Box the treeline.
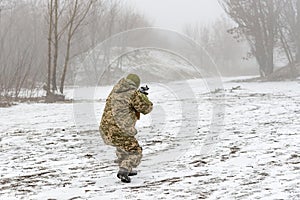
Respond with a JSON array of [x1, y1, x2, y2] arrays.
[[219, 0, 300, 78], [184, 16, 256, 76], [0, 0, 151, 101]]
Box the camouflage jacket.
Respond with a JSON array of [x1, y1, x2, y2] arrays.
[[100, 78, 153, 137]]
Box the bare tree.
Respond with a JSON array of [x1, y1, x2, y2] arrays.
[[51, 0, 59, 92], [0, 0, 153, 103], [184, 16, 252, 76], [76, 0, 152, 85], [59, 0, 93, 94], [0, 1, 45, 101], [220, 0, 280, 77], [46, 0, 53, 96], [295, 0, 300, 62], [271, 0, 300, 74]]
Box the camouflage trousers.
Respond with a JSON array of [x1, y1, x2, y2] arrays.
[[115, 145, 142, 172], [100, 128, 142, 171]]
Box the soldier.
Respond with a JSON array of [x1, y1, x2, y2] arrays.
[[99, 74, 153, 183]]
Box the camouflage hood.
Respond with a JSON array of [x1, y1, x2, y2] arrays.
[[114, 78, 138, 94]]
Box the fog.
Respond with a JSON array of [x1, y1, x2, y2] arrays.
[[0, 1, 299, 199], [2, 0, 299, 100], [127, 0, 224, 31]]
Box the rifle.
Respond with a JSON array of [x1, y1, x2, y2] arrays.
[[139, 85, 149, 95]]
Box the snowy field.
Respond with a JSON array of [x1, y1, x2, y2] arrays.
[[0, 78, 300, 200]]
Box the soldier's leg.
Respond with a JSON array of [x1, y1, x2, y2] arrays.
[[115, 136, 142, 183], [115, 148, 139, 177], [127, 146, 143, 169], [119, 137, 143, 172], [115, 147, 127, 165]]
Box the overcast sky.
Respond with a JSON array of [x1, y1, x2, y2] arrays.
[[127, 0, 224, 32]]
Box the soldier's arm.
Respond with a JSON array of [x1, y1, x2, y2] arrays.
[[131, 91, 153, 115]]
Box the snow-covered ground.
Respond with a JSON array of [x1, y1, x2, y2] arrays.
[[0, 78, 299, 200]]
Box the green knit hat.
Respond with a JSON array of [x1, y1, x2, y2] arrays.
[[126, 74, 140, 87]]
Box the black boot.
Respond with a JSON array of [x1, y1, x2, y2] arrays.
[[128, 170, 137, 176], [117, 168, 131, 183]]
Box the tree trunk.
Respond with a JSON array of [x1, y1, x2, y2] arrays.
[[59, 37, 71, 94], [253, 0, 273, 77], [279, 28, 294, 65], [52, 0, 58, 93], [60, 20, 74, 94], [296, 0, 300, 63], [265, 0, 275, 76], [47, 0, 53, 96], [253, 39, 267, 77]]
